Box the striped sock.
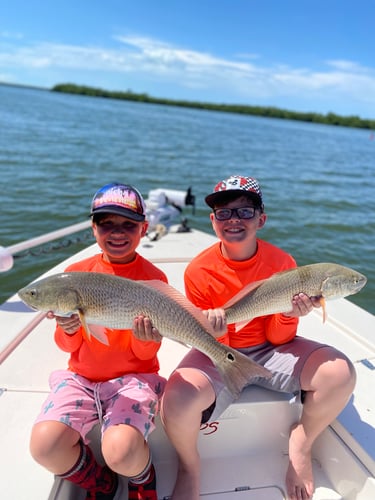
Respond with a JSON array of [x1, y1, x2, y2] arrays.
[[128, 453, 152, 485], [58, 440, 116, 494]]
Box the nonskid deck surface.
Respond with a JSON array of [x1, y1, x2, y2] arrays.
[[47, 437, 344, 499], [157, 454, 341, 500]]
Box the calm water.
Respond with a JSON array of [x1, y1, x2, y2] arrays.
[[0, 84, 374, 314]]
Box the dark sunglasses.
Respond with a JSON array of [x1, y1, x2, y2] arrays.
[[213, 206, 257, 221]]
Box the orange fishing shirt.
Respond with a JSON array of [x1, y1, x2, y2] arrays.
[[54, 253, 168, 381], [184, 239, 299, 348]]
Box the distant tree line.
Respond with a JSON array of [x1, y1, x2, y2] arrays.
[[52, 83, 375, 130]]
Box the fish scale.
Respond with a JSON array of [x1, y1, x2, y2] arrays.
[[224, 263, 367, 324], [18, 272, 271, 399], [18, 264, 366, 398]]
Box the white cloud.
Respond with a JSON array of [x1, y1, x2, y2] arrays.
[[326, 59, 371, 73], [1, 34, 375, 115], [115, 34, 253, 71]]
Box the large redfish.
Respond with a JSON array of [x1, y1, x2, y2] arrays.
[[18, 272, 271, 398], [224, 262, 367, 327]]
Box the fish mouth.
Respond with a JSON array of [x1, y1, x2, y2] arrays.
[[18, 296, 38, 311], [27, 305, 39, 311], [18, 288, 39, 310], [345, 274, 367, 296], [355, 275, 367, 292]]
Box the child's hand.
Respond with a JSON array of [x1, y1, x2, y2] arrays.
[[283, 293, 321, 318], [47, 311, 81, 335], [202, 308, 227, 337], [133, 315, 162, 343]]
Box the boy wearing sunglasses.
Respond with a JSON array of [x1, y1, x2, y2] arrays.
[[160, 175, 355, 500]]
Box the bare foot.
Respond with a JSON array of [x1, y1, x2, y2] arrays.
[[286, 425, 314, 499], [171, 464, 200, 500]]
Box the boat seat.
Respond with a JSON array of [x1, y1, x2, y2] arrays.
[[149, 384, 301, 465]]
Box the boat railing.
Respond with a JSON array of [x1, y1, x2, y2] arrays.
[[0, 220, 92, 273], [0, 308, 46, 364]]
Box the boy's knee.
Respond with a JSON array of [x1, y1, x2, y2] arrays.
[[30, 422, 78, 463], [102, 424, 141, 470]]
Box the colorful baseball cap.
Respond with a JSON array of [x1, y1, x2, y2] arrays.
[[90, 182, 146, 221], [205, 175, 263, 208]]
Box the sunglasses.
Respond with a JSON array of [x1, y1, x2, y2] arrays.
[[213, 206, 257, 221]]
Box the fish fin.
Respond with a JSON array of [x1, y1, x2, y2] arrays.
[[140, 280, 217, 336], [87, 324, 110, 346], [217, 345, 272, 399], [223, 279, 267, 309], [78, 310, 109, 345], [320, 297, 327, 323], [78, 310, 91, 342]]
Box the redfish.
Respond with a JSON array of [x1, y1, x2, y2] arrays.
[[224, 262, 367, 327], [18, 272, 271, 398]]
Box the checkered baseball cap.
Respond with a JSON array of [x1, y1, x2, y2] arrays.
[[205, 175, 263, 208]]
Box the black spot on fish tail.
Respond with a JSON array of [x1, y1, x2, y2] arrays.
[[226, 352, 235, 362], [218, 347, 271, 399]]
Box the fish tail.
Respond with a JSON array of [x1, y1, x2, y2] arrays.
[[217, 346, 271, 399]]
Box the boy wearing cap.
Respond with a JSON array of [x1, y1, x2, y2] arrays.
[[29, 183, 166, 500], [160, 176, 355, 500]]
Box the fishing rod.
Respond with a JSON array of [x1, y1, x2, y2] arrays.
[[0, 220, 92, 272]]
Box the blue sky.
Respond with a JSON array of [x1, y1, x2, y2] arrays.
[[1, 0, 375, 119]]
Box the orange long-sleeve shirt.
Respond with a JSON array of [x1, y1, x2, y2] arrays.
[[184, 239, 299, 348], [54, 253, 168, 381]]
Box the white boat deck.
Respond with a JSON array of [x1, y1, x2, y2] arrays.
[[0, 228, 374, 499]]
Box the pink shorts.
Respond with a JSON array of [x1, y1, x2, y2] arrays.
[[35, 370, 166, 442]]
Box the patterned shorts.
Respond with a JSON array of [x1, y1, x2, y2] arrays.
[[35, 370, 166, 442]]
